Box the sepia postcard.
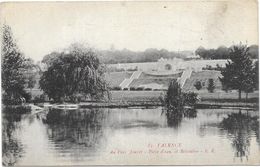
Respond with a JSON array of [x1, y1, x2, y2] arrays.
[[0, 0, 259, 166]]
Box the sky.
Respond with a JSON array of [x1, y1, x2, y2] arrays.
[[0, 0, 258, 61]]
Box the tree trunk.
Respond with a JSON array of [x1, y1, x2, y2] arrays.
[[238, 89, 241, 101]]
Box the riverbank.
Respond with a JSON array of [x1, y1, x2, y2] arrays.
[[28, 90, 259, 109]]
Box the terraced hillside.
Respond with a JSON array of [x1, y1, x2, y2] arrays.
[[104, 72, 133, 88], [182, 70, 223, 92], [138, 72, 182, 79], [129, 72, 181, 90]]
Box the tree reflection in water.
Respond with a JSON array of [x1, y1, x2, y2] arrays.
[[2, 106, 30, 166], [42, 108, 106, 157], [167, 108, 197, 127], [220, 110, 259, 162]]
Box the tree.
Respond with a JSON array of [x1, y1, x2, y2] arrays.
[[161, 80, 198, 126], [41, 51, 60, 67], [195, 46, 207, 59], [248, 45, 258, 59], [207, 79, 215, 93], [252, 61, 258, 90], [27, 76, 36, 91], [39, 44, 109, 102], [220, 44, 255, 100], [194, 81, 202, 91], [1, 25, 30, 104], [214, 46, 229, 59]]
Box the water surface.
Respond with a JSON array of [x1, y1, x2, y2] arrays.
[[2, 107, 260, 165]]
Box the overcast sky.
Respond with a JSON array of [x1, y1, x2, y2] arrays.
[[0, 0, 258, 61]]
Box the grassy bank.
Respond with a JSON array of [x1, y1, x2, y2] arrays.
[[29, 90, 258, 109], [110, 90, 258, 101], [109, 90, 258, 109]]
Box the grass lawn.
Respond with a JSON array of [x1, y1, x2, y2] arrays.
[[110, 90, 163, 102], [110, 90, 259, 103]]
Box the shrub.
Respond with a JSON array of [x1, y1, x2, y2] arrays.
[[153, 89, 161, 91], [123, 88, 128, 91], [136, 87, 144, 91], [130, 87, 136, 91], [112, 86, 121, 91], [194, 81, 202, 90], [207, 79, 215, 93], [33, 94, 46, 103], [144, 88, 152, 91], [162, 80, 198, 126], [182, 92, 199, 107]]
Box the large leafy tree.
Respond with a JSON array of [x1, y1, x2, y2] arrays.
[[1, 25, 30, 104], [39, 44, 109, 102], [220, 44, 255, 100]]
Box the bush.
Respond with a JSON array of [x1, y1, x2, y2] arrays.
[[153, 89, 162, 91], [136, 87, 144, 91], [194, 81, 202, 90], [123, 88, 128, 91], [162, 81, 198, 126], [130, 87, 136, 91], [182, 92, 199, 107], [144, 88, 152, 91], [33, 94, 46, 103], [2, 92, 31, 105], [207, 78, 215, 93], [112, 86, 121, 91]]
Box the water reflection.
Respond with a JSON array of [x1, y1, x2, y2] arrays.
[[166, 108, 197, 127], [2, 107, 260, 165], [220, 110, 259, 162], [2, 106, 30, 166], [41, 108, 106, 158]]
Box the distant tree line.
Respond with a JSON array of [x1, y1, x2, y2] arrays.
[[98, 48, 194, 64], [195, 45, 258, 60], [43, 45, 258, 65]]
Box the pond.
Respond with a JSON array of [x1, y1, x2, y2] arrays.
[[2, 106, 260, 166]]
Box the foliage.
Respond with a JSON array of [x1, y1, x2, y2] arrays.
[[207, 79, 215, 93], [136, 87, 145, 91], [41, 51, 60, 67], [219, 44, 256, 100], [182, 92, 199, 107], [111, 86, 121, 91], [202, 64, 223, 71], [39, 43, 109, 102], [99, 48, 193, 64], [195, 46, 229, 59], [194, 81, 202, 90], [130, 87, 136, 91], [27, 75, 36, 89], [252, 61, 258, 90], [195, 45, 258, 60], [162, 81, 198, 126], [33, 94, 46, 104], [1, 25, 31, 104], [144, 88, 152, 91]]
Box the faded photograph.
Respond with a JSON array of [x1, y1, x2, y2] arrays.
[[1, 0, 259, 166]]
